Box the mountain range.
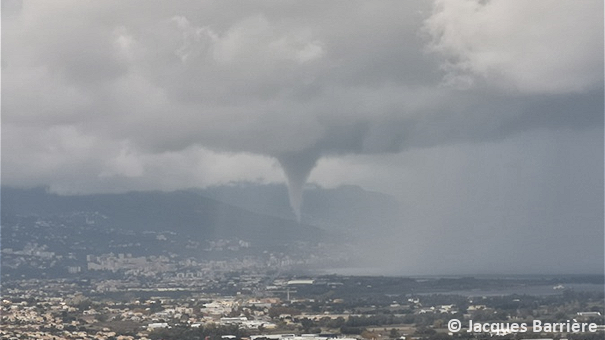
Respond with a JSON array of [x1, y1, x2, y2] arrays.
[[1, 184, 401, 246]]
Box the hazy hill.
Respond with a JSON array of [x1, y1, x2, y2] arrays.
[[2, 183, 401, 245], [1, 187, 324, 246]]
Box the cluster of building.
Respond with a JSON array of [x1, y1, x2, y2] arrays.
[[2, 271, 604, 340], [86, 254, 174, 275], [2, 288, 334, 340], [1, 297, 146, 339]]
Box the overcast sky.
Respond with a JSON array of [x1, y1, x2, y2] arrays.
[[2, 0, 603, 274]]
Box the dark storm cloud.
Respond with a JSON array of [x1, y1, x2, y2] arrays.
[[4, 1, 601, 156]]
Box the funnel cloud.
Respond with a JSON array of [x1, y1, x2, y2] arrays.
[[277, 149, 320, 221]]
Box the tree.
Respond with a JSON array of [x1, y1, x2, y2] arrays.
[[361, 330, 379, 339], [300, 318, 316, 332], [268, 306, 301, 318], [415, 326, 436, 336]]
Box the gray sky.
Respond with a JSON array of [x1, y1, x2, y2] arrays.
[[2, 0, 603, 274]]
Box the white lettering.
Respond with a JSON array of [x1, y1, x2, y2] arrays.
[[533, 320, 542, 332]]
